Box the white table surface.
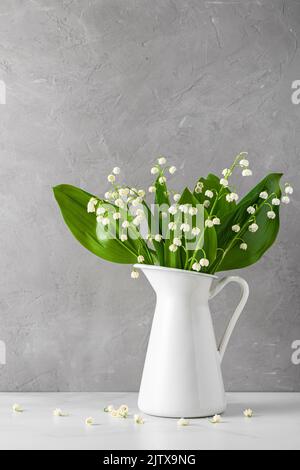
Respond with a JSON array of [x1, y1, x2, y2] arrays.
[[0, 393, 299, 450]]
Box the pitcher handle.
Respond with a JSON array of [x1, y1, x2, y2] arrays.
[[210, 276, 249, 362]]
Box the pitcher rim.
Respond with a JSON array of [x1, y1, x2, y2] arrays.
[[134, 264, 218, 280]]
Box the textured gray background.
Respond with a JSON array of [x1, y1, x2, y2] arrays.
[[0, 0, 299, 392]]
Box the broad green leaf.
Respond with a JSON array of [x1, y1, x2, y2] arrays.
[[212, 173, 283, 272], [53, 184, 146, 265]]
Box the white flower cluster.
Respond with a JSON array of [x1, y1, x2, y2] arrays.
[[104, 404, 129, 419]]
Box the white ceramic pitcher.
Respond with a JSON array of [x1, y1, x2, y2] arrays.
[[135, 265, 249, 418]]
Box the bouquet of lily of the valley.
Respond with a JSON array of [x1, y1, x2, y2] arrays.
[[53, 153, 293, 279]]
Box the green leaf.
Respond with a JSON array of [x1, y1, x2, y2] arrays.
[[53, 184, 142, 265], [212, 173, 283, 272]]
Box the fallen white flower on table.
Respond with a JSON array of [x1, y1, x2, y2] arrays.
[[104, 405, 114, 413], [85, 417, 94, 426], [210, 415, 222, 424], [53, 408, 68, 417], [177, 418, 189, 427], [134, 414, 145, 425], [12, 404, 23, 413], [244, 409, 254, 418]]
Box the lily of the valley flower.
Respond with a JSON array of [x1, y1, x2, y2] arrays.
[[203, 200, 211, 208], [247, 206, 256, 215], [205, 190, 214, 199], [169, 166, 177, 175], [192, 227, 201, 236], [173, 238, 182, 247], [113, 212, 121, 220], [192, 263, 201, 272], [244, 409, 254, 418], [151, 167, 159, 175], [242, 169, 253, 177], [177, 418, 189, 426], [12, 404, 23, 413], [149, 186, 156, 193], [168, 222, 177, 231], [85, 417, 95, 426], [96, 207, 106, 216], [272, 198, 281, 206], [113, 167, 121, 175], [137, 256, 145, 263], [213, 217, 221, 226], [232, 225, 241, 233], [200, 258, 210, 268], [285, 185, 293, 195], [104, 405, 114, 413], [282, 196, 290, 204], [189, 207, 198, 216], [169, 205, 178, 215], [134, 415, 145, 425], [226, 193, 239, 203], [122, 221, 130, 229], [131, 270, 140, 280], [115, 198, 125, 209], [169, 244, 178, 253], [249, 223, 259, 233], [267, 211, 276, 220], [240, 159, 249, 168], [108, 174, 116, 184], [53, 408, 68, 417], [210, 415, 222, 424], [158, 157, 167, 165], [205, 219, 214, 228], [240, 243, 248, 251], [179, 204, 189, 214], [87, 197, 98, 213], [195, 182, 204, 194], [120, 234, 128, 242], [180, 223, 191, 233], [220, 178, 229, 187], [173, 194, 181, 202], [259, 191, 269, 200], [159, 176, 167, 186], [154, 234, 163, 242]]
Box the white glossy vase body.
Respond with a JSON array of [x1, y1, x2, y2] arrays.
[[136, 265, 249, 418]]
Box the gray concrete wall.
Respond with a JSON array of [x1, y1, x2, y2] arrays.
[[0, 0, 299, 391]]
